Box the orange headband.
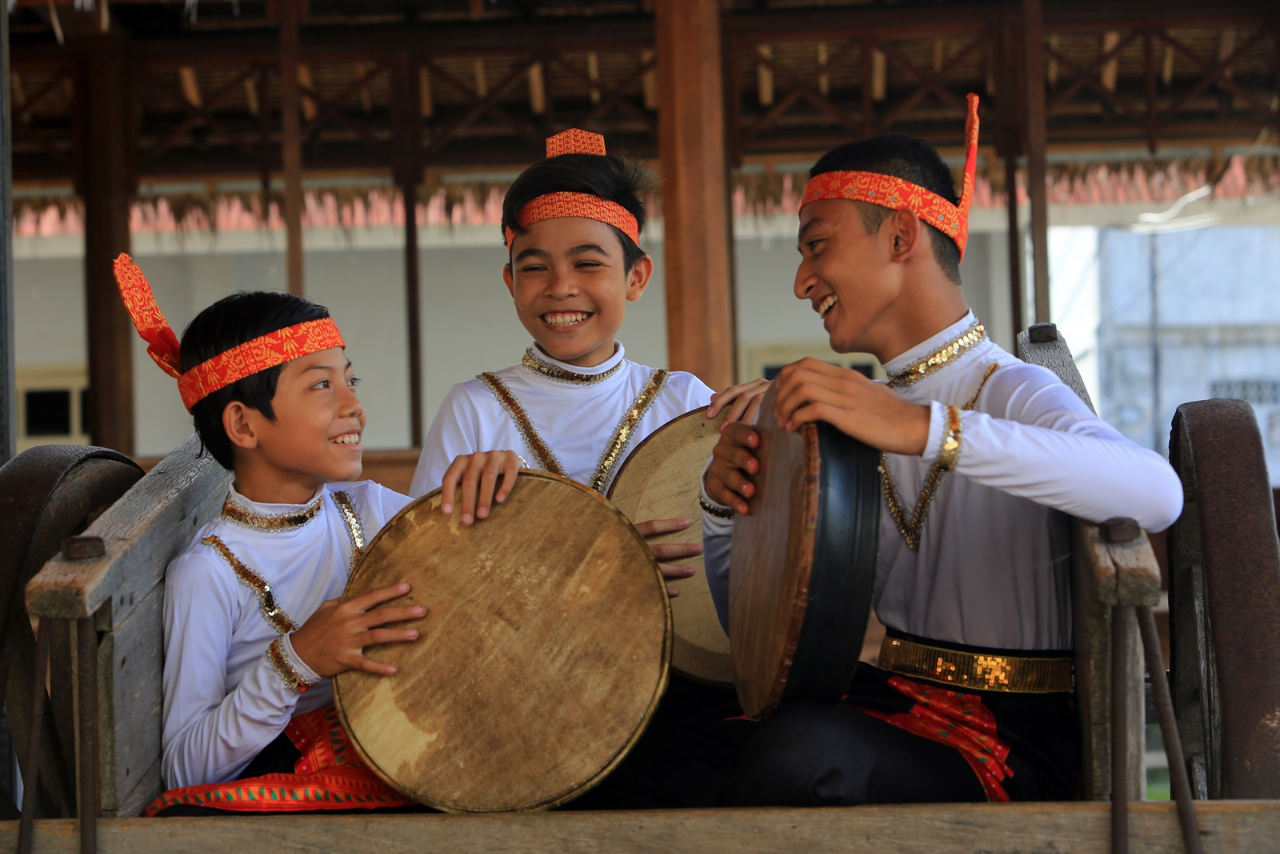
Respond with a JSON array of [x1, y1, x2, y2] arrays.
[[800, 93, 980, 261], [504, 129, 640, 247], [113, 254, 345, 413]]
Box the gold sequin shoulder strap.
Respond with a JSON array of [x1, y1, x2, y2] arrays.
[[329, 491, 366, 573], [588, 368, 668, 493], [202, 535, 299, 634], [477, 372, 568, 478]]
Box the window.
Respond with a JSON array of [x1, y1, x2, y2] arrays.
[[16, 366, 90, 452], [1210, 380, 1280, 406]]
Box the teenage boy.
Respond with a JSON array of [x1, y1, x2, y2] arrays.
[[700, 96, 1184, 805], [408, 131, 762, 808], [113, 256, 425, 816]]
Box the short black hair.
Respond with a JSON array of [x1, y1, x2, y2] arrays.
[[180, 291, 332, 471], [502, 152, 655, 272], [809, 133, 963, 285]]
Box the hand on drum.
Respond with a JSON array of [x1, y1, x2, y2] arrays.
[[439, 450, 522, 525], [633, 517, 702, 597], [772, 359, 930, 456], [706, 377, 770, 425], [290, 582, 425, 678]]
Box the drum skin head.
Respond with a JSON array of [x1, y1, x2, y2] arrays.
[[729, 382, 880, 719], [334, 470, 671, 812], [608, 405, 732, 685]]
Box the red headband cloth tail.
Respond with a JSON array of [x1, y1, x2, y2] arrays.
[[504, 128, 640, 247], [799, 93, 981, 262], [113, 253, 345, 413]]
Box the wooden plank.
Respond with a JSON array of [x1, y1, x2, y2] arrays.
[[1021, 0, 1052, 325], [4, 802, 1280, 852], [655, 0, 736, 392], [26, 435, 229, 621], [279, 0, 305, 296]]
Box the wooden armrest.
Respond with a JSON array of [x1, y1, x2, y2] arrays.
[[26, 435, 230, 622], [1074, 519, 1161, 608]]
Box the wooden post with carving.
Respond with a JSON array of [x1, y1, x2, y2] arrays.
[[655, 0, 736, 391]]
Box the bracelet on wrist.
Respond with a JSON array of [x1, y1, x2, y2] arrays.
[[699, 495, 735, 520], [936, 405, 963, 472]]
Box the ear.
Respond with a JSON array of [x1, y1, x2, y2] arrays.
[[222, 401, 262, 452], [625, 254, 654, 302], [502, 261, 516, 298], [886, 208, 924, 263]]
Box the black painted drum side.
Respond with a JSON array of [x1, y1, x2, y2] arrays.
[[783, 422, 881, 704]]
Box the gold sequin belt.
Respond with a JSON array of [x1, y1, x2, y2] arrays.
[[879, 635, 1074, 694]]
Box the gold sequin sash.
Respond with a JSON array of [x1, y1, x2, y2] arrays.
[[879, 635, 1074, 694], [478, 368, 669, 493]]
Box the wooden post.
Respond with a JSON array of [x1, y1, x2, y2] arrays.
[[1000, 23, 1026, 334], [0, 8, 16, 464], [76, 46, 136, 455], [1022, 0, 1051, 324], [392, 53, 425, 448], [655, 0, 736, 391], [278, 0, 305, 295]]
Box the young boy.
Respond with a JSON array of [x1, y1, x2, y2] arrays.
[[701, 96, 1184, 805], [407, 131, 762, 807], [113, 255, 425, 816]]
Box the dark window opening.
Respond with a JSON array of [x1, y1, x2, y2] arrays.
[[25, 389, 72, 437]]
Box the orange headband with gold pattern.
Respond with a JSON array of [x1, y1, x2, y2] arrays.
[[504, 129, 640, 247], [800, 93, 980, 261], [113, 254, 345, 412]]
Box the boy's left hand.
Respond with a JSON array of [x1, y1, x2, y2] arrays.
[[633, 517, 702, 598], [772, 358, 931, 456], [706, 377, 770, 424]]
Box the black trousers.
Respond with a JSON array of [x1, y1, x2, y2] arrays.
[[724, 663, 1080, 808]]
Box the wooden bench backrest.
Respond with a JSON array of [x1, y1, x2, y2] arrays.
[[1016, 324, 1158, 802], [26, 434, 230, 817]]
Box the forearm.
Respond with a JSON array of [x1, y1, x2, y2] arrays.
[[699, 468, 735, 634]]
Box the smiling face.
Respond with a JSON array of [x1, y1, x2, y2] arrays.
[[226, 347, 366, 504], [503, 217, 652, 368]]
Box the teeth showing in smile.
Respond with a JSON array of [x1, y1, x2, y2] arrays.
[[543, 312, 591, 327], [818, 295, 838, 318], [332, 434, 361, 445]]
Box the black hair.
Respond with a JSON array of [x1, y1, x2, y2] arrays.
[[180, 291, 331, 471], [502, 152, 655, 272], [809, 132, 963, 285]]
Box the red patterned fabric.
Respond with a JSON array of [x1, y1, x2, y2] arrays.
[[546, 128, 607, 157], [504, 128, 640, 248], [859, 675, 1014, 802], [800, 93, 981, 261], [113, 253, 346, 412], [144, 707, 411, 816]]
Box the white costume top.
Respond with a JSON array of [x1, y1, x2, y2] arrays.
[[702, 312, 1184, 651], [410, 342, 714, 497], [162, 481, 413, 789]]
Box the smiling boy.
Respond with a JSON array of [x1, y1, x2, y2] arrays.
[[113, 256, 425, 816], [700, 97, 1184, 805]]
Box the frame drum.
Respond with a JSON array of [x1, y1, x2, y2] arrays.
[[607, 405, 732, 685], [729, 382, 881, 720], [334, 470, 672, 812]]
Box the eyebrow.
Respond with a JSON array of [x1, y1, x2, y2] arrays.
[[567, 243, 610, 257], [514, 243, 610, 262], [301, 358, 352, 374], [797, 218, 826, 243], [513, 247, 550, 263]]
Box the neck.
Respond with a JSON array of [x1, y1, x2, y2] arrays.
[[873, 279, 970, 364], [232, 464, 324, 506]]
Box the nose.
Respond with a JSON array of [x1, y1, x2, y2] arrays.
[[794, 261, 817, 301], [545, 268, 579, 299], [339, 381, 363, 419]]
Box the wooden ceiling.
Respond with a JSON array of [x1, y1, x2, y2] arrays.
[[7, 0, 1280, 186]]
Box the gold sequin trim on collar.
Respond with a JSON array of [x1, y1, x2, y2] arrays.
[[478, 372, 569, 478], [330, 491, 366, 573], [882, 362, 1000, 550], [203, 535, 299, 634], [267, 637, 315, 695], [221, 493, 324, 532], [887, 320, 986, 389], [522, 347, 625, 385], [478, 368, 668, 494]]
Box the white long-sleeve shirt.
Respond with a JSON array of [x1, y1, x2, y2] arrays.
[[410, 342, 714, 497], [161, 481, 412, 788], [702, 312, 1184, 651]]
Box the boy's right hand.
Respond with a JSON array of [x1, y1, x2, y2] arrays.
[[704, 423, 761, 516], [290, 582, 425, 678], [439, 450, 522, 525]]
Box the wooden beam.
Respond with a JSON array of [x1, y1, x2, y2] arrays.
[[1101, 31, 1121, 91], [0, 8, 15, 464], [528, 60, 545, 115], [179, 66, 201, 108], [1022, 0, 1051, 325], [756, 45, 774, 106], [587, 52, 601, 104], [279, 0, 305, 296], [656, 0, 735, 391], [999, 24, 1025, 336], [392, 53, 424, 448], [76, 46, 136, 454]]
